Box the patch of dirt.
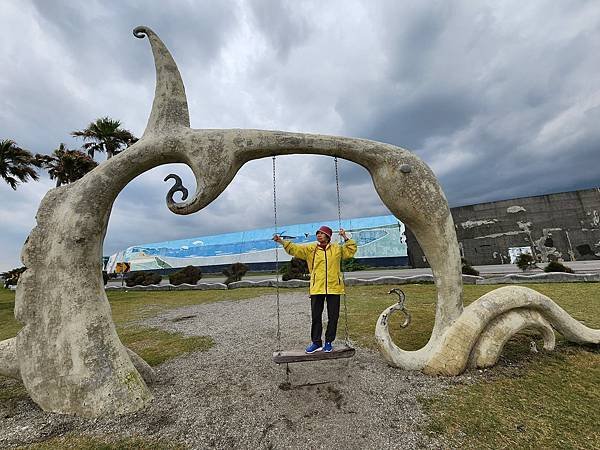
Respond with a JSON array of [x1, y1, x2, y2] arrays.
[[171, 314, 198, 322]]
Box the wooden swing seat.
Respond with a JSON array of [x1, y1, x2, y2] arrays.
[[273, 345, 355, 364]]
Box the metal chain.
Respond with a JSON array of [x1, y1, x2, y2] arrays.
[[335, 157, 342, 230], [334, 157, 350, 346], [272, 156, 282, 352]]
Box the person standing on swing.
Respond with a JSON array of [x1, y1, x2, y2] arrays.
[[273, 225, 357, 353]]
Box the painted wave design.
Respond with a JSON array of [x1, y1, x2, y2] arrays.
[[127, 229, 389, 259]]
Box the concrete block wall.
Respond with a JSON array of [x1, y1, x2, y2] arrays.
[[406, 188, 600, 267]]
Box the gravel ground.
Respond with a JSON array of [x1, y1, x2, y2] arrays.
[[0, 292, 450, 449]]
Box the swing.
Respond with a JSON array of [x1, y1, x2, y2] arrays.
[[271, 156, 356, 364]]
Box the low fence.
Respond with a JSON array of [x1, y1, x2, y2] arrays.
[[105, 272, 599, 292]]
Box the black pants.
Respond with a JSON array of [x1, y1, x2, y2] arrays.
[[310, 294, 340, 346]]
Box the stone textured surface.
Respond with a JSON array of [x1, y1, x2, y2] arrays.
[[0, 336, 155, 387], [0, 25, 460, 416], [421, 286, 600, 375], [0, 27, 462, 416], [477, 272, 600, 284], [406, 188, 600, 267], [2, 25, 598, 418], [468, 309, 555, 368], [0, 337, 19, 379]]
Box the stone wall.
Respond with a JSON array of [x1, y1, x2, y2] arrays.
[[406, 188, 600, 267]]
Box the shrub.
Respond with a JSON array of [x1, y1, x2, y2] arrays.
[[281, 257, 309, 281], [223, 262, 248, 285], [461, 258, 480, 276], [544, 261, 574, 273], [341, 257, 367, 272], [515, 253, 537, 271], [1, 266, 26, 288], [169, 265, 202, 285], [125, 271, 162, 287]]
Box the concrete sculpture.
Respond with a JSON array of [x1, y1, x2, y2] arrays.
[[0, 26, 598, 417]]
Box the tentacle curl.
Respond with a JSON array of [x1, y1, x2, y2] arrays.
[[134, 25, 190, 136], [377, 285, 598, 375], [386, 288, 411, 328], [468, 309, 555, 368], [164, 173, 189, 208], [423, 286, 600, 375]]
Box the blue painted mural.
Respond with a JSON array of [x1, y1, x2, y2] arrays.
[[106, 215, 406, 272]]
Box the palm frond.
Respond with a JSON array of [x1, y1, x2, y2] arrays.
[[71, 117, 138, 160], [0, 139, 40, 189]]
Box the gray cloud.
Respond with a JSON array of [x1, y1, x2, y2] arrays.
[[1, 0, 600, 271], [248, 0, 311, 61]]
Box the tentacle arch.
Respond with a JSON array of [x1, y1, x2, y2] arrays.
[[0, 26, 597, 417]]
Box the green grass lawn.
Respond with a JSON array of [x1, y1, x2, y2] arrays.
[[1, 283, 599, 448], [0, 288, 22, 342], [0, 287, 276, 419], [1, 287, 275, 364], [342, 283, 600, 450]]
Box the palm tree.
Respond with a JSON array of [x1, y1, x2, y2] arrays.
[[0, 139, 40, 190], [36, 144, 98, 187], [71, 117, 137, 159]]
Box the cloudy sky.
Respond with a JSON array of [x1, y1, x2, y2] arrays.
[[1, 0, 600, 271]]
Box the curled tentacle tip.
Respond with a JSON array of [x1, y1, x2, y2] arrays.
[[164, 173, 189, 204], [388, 288, 405, 303], [133, 26, 150, 39]]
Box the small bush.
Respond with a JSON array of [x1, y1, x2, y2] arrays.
[[125, 272, 162, 287], [461, 258, 480, 276], [281, 257, 309, 281], [341, 257, 367, 272], [169, 265, 202, 285], [516, 253, 537, 271], [544, 261, 574, 273], [223, 262, 248, 285], [1, 266, 26, 288]]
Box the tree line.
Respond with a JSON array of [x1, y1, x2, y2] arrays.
[[1, 117, 137, 189]]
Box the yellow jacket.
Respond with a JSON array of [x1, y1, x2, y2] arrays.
[[282, 239, 357, 295]]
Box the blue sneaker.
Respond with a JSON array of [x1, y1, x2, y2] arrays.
[[305, 342, 322, 354], [323, 342, 333, 352]]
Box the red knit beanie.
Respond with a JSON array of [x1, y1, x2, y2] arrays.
[[316, 225, 333, 239]]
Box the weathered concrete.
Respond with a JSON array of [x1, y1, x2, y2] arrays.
[[346, 275, 433, 286], [0, 26, 461, 416], [345, 274, 482, 286], [407, 188, 600, 267], [421, 286, 600, 375], [228, 279, 312, 289], [468, 309, 555, 368], [105, 282, 229, 291], [2, 26, 598, 417], [0, 337, 19, 379], [478, 272, 600, 284], [0, 337, 155, 385]]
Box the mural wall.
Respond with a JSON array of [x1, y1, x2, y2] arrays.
[[106, 215, 407, 272]]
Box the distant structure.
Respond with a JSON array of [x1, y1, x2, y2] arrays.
[[106, 215, 407, 273], [406, 188, 600, 267]]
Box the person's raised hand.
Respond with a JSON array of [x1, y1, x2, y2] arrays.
[[339, 228, 347, 240], [272, 234, 283, 244]]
